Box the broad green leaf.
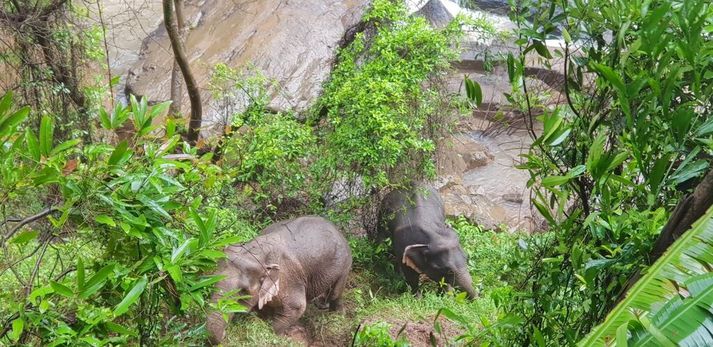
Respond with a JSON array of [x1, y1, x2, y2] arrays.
[[29, 285, 54, 304], [165, 264, 183, 283], [616, 322, 629, 347], [533, 327, 546, 347], [39, 115, 54, 156], [639, 315, 676, 347], [670, 160, 708, 186], [578, 207, 713, 346], [80, 264, 115, 298], [507, 53, 515, 82], [99, 108, 112, 129], [0, 106, 30, 138], [591, 63, 626, 97], [648, 154, 671, 195], [114, 276, 148, 316], [562, 28, 572, 44], [10, 230, 39, 244], [50, 281, 74, 297], [696, 116, 713, 136], [25, 129, 40, 161], [32, 167, 60, 185], [10, 318, 24, 342], [108, 140, 129, 166], [587, 133, 606, 179], [436, 307, 468, 325], [464, 77, 483, 107], [0, 91, 13, 116], [95, 215, 116, 227], [190, 208, 207, 235], [171, 238, 197, 264], [189, 275, 226, 292], [532, 40, 553, 59], [77, 257, 85, 290], [533, 199, 555, 225], [542, 175, 570, 187], [50, 139, 81, 156], [105, 322, 136, 336], [137, 195, 171, 220]]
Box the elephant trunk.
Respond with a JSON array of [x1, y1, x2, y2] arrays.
[[454, 270, 477, 300], [206, 310, 229, 345]]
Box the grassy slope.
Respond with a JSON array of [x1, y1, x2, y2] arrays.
[[223, 218, 527, 346]]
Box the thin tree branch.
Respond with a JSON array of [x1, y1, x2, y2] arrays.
[[1, 207, 57, 245], [163, 0, 202, 145]]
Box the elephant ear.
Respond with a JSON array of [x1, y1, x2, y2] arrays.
[[258, 264, 280, 309], [402, 244, 428, 274]]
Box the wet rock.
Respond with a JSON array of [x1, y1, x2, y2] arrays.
[[126, 0, 370, 133], [502, 192, 524, 204], [437, 134, 494, 176], [435, 128, 542, 232]]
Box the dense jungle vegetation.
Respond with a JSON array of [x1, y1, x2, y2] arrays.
[[1, 0, 712, 346]]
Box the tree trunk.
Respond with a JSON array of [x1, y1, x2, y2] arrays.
[[163, 0, 202, 145], [168, 0, 186, 117], [649, 168, 713, 261], [616, 168, 713, 304]]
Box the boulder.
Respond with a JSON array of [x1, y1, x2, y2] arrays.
[[125, 0, 370, 133], [437, 134, 494, 176]]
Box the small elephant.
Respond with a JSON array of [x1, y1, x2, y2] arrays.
[[378, 183, 476, 299], [206, 216, 352, 345]]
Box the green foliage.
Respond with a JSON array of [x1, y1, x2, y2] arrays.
[[314, 0, 465, 191], [449, 217, 530, 290], [579, 207, 713, 346], [0, 92, 239, 345], [208, 63, 276, 128], [492, 0, 713, 345], [353, 321, 409, 347], [220, 111, 315, 207]]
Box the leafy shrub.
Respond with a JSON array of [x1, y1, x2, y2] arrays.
[[0, 94, 237, 345], [492, 0, 713, 344], [222, 112, 316, 205], [313, 0, 465, 193], [449, 217, 530, 291], [353, 321, 408, 347]]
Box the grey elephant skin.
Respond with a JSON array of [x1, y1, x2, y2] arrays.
[[378, 184, 476, 299], [206, 216, 352, 345]]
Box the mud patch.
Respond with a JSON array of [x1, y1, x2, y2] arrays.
[[360, 316, 464, 347]]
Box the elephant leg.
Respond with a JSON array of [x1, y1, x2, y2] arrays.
[[401, 266, 422, 298], [328, 273, 349, 311], [272, 287, 307, 335]]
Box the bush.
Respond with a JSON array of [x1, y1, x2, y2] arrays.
[[313, 0, 465, 193], [492, 0, 713, 344], [353, 321, 408, 347], [0, 94, 238, 345]]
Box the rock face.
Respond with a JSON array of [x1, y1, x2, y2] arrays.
[[125, 0, 370, 132]]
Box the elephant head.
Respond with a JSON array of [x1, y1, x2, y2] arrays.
[[206, 246, 281, 344], [401, 233, 476, 299]]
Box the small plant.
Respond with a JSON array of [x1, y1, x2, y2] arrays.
[[352, 321, 409, 347]]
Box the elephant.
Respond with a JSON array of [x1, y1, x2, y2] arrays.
[[206, 216, 352, 345], [377, 183, 476, 299]]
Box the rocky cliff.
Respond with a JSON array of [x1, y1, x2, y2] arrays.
[[125, 0, 370, 133]]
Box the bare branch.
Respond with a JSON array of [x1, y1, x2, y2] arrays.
[[1, 207, 57, 245]]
